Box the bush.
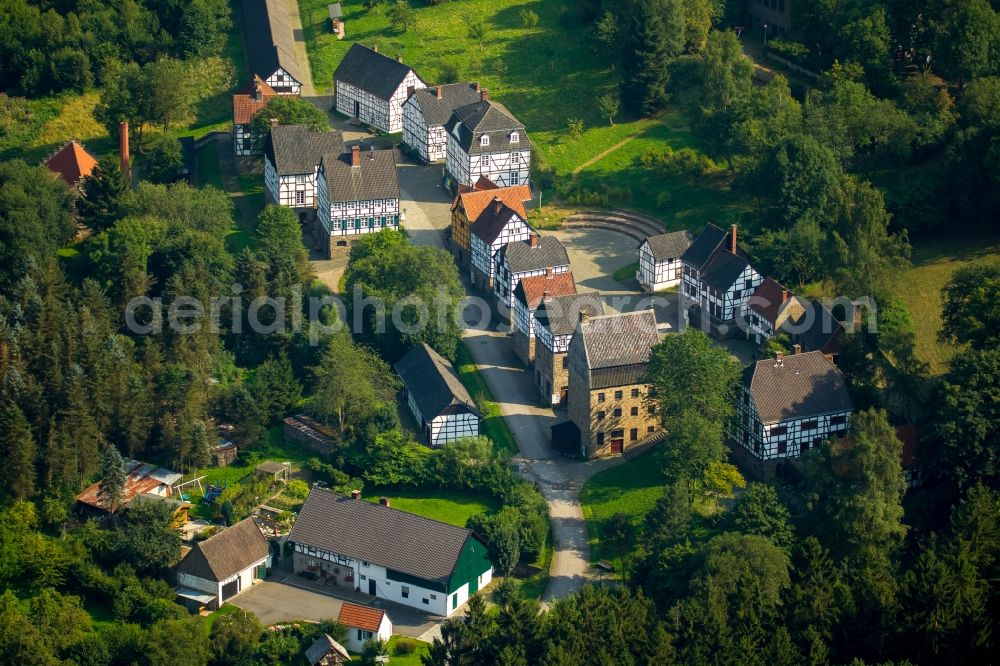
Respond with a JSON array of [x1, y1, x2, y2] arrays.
[[393, 639, 417, 656], [637, 147, 717, 180], [655, 191, 673, 210], [767, 39, 809, 65], [284, 479, 310, 500]]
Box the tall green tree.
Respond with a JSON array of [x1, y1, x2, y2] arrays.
[[618, 0, 683, 116], [939, 263, 1000, 349], [77, 158, 130, 233], [0, 400, 35, 500], [248, 96, 330, 158], [932, 0, 1000, 84], [729, 483, 794, 553], [97, 444, 127, 515]]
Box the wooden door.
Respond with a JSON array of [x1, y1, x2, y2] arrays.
[[368, 579, 376, 595], [610, 438, 624, 454]]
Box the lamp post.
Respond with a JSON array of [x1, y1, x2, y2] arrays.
[[763, 22, 768, 51]]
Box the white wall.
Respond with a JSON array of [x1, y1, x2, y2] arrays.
[[429, 412, 480, 447], [342, 613, 393, 653]]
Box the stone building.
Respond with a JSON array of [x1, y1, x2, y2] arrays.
[[533, 293, 605, 406]]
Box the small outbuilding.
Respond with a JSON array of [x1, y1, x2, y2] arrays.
[[394, 343, 481, 446], [306, 633, 351, 665], [327, 3, 345, 39], [283, 414, 336, 454], [338, 602, 393, 653], [636, 230, 694, 292], [255, 461, 291, 483], [174, 517, 271, 611], [211, 441, 239, 467]]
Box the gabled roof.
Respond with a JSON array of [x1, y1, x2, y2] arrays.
[[453, 184, 531, 222], [338, 602, 387, 633], [513, 271, 577, 310], [289, 489, 482, 585], [232, 75, 277, 124], [75, 459, 182, 511], [445, 100, 530, 155], [536, 293, 605, 337], [499, 236, 570, 274], [305, 634, 350, 665], [748, 278, 806, 326], [577, 310, 659, 370], [333, 43, 422, 100], [394, 343, 479, 420], [743, 350, 853, 423], [700, 247, 751, 291], [406, 83, 484, 126], [175, 518, 270, 582], [642, 230, 694, 262], [792, 299, 845, 354], [265, 125, 344, 175], [320, 148, 399, 203], [44, 140, 98, 186], [470, 199, 525, 245], [681, 223, 749, 270], [242, 0, 302, 83]]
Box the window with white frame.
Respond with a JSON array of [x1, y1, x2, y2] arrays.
[[480, 135, 490, 147], [480, 155, 489, 169], [295, 191, 305, 205], [510, 131, 519, 143]]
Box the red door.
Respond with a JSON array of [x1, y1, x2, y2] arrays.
[[610, 438, 624, 454]]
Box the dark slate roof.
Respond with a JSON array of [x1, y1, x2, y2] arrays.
[[499, 236, 570, 274], [175, 518, 269, 583], [242, 0, 302, 82], [643, 230, 694, 262], [394, 343, 479, 420], [305, 635, 349, 666], [792, 299, 845, 352], [333, 43, 422, 100], [743, 351, 854, 423], [265, 125, 344, 175], [592, 364, 649, 390], [289, 489, 480, 585], [700, 249, 750, 291], [536, 293, 606, 337], [579, 310, 659, 370], [444, 100, 530, 155], [680, 223, 728, 270], [470, 200, 524, 245], [321, 148, 399, 202], [406, 83, 484, 126]]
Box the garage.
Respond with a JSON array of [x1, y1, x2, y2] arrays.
[[221, 579, 240, 602]]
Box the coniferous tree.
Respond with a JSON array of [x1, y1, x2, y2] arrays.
[[0, 399, 36, 500], [97, 444, 127, 515], [618, 0, 682, 116], [77, 159, 129, 233]]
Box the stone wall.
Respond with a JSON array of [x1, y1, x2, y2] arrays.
[[513, 329, 534, 367]]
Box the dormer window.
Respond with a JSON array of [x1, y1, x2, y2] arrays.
[[480, 135, 490, 147], [510, 132, 519, 143]]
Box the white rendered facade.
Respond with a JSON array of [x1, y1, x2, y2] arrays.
[[341, 612, 392, 653], [176, 554, 270, 610], [446, 134, 531, 189], [637, 241, 683, 291]]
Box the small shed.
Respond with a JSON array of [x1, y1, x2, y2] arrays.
[[211, 441, 239, 467], [328, 3, 345, 39], [283, 415, 336, 455], [255, 461, 290, 483], [306, 633, 350, 666]]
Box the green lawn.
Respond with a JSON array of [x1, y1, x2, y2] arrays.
[[897, 236, 1000, 375], [363, 487, 499, 527], [384, 636, 431, 665], [613, 261, 639, 284], [455, 341, 518, 456]]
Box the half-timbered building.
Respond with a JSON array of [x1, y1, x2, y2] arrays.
[[289, 489, 493, 617], [566, 310, 662, 458], [511, 270, 577, 366], [731, 349, 853, 479], [533, 293, 604, 405], [680, 223, 762, 334], [333, 44, 426, 133], [744, 277, 807, 345], [468, 199, 531, 292], [232, 76, 278, 156], [403, 83, 483, 163], [494, 235, 571, 315], [450, 179, 530, 266], [316, 145, 400, 256], [789, 299, 847, 362], [636, 230, 694, 291], [264, 125, 343, 215], [242, 0, 304, 94], [395, 343, 481, 446], [444, 96, 531, 190]]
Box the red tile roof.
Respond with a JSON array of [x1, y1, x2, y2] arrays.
[[514, 271, 577, 309], [44, 140, 98, 186], [232, 75, 278, 124], [75, 459, 182, 511], [337, 602, 385, 632], [452, 183, 531, 222]]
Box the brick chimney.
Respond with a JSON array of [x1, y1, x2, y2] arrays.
[[474, 81, 480, 92], [493, 197, 503, 214], [529, 234, 538, 248], [379, 497, 391, 507], [793, 343, 802, 355], [730, 224, 737, 254], [118, 121, 129, 177], [253, 78, 263, 101], [579, 309, 590, 323], [774, 350, 784, 362], [436, 86, 443, 99], [480, 89, 490, 102], [545, 267, 553, 278], [351, 144, 361, 167], [270, 117, 279, 128], [351, 489, 361, 500], [781, 289, 789, 304], [542, 290, 551, 301]]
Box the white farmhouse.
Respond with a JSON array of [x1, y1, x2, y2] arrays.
[[636, 230, 693, 291], [333, 43, 426, 133], [264, 125, 343, 216], [174, 518, 271, 611], [680, 223, 762, 333], [402, 83, 483, 163], [315, 144, 400, 256], [232, 76, 278, 157], [394, 342, 481, 447], [494, 235, 571, 315], [337, 603, 393, 653], [468, 198, 532, 292], [731, 349, 854, 479], [444, 95, 531, 190], [289, 489, 494, 617], [242, 0, 304, 94]]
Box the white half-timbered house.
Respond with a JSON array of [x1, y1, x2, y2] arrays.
[[289, 489, 493, 617], [533, 294, 605, 405], [333, 43, 426, 133], [444, 95, 531, 190], [232, 76, 278, 156], [264, 125, 343, 215], [316, 145, 400, 256], [511, 270, 577, 366], [731, 350, 853, 477], [494, 235, 571, 315], [395, 343, 481, 446], [242, 0, 304, 94], [680, 223, 762, 330], [637, 230, 693, 292], [174, 518, 271, 611], [744, 277, 808, 344], [468, 199, 531, 292], [402, 83, 483, 163]]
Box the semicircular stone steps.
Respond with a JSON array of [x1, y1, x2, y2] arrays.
[[562, 208, 666, 240]]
